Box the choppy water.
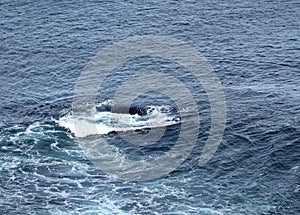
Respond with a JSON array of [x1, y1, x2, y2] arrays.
[[1, 0, 300, 214]]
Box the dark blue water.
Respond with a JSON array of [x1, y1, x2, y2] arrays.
[[1, 0, 299, 214]]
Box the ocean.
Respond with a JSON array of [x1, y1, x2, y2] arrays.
[[0, 0, 299, 214]]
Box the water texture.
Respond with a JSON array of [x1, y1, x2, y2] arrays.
[[0, 0, 299, 214]]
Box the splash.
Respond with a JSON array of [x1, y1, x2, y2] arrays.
[[58, 101, 180, 137]]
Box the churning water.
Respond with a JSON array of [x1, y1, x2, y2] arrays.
[[1, 0, 299, 214]]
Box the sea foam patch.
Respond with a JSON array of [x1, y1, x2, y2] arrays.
[[58, 101, 179, 138]]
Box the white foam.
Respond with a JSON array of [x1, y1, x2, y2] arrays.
[[58, 104, 179, 138]]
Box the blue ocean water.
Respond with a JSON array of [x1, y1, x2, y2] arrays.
[[1, 0, 300, 214]]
